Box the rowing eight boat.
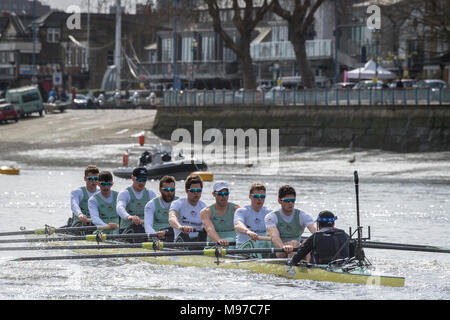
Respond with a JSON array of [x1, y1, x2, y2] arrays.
[[58, 240, 405, 287]]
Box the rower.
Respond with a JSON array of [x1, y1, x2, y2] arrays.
[[265, 185, 316, 258], [288, 210, 355, 266], [88, 171, 120, 234], [116, 167, 157, 235], [169, 175, 207, 242], [233, 182, 272, 253], [69, 165, 99, 233], [144, 175, 179, 241], [200, 181, 240, 247]]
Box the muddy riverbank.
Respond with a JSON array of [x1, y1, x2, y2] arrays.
[[0, 109, 157, 167]]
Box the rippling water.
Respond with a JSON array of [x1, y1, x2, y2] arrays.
[[0, 146, 449, 300]]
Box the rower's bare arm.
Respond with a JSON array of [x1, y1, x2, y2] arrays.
[[234, 221, 248, 235], [235, 221, 259, 240], [169, 210, 181, 229], [307, 223, 317, 234], [200, 208, 220, 242], [267, 226, 284, 248]]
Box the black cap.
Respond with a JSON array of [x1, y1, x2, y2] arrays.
[[132, 167, 148, 179]]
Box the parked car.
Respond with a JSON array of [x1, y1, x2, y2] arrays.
[[73, 94, 88, 108], [5, 86, 44, 118], [128, 91, 141, 104], [145, 92, 156, 104], [388, 79, 416, 89], [415, 79, 449, 91], [352, 80, 386, 90], [73, 94, 96, 108], [0, 103, 19, 124], [264, 85, 286, 101], [334, 82, 356, 89]]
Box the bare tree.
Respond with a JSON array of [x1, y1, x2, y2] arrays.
[[205, 0, 274, 89], [272, 0, 326, 88], [409, 0, 450, 50]]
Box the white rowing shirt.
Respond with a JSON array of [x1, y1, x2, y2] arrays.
[[234, 205, 272, 244], [70, 187, 98, 217], [88, 192, 115, 226], [264, 209, 314, 229], [144, 197, 172, 234], [116, 187, 157, 220], [170, 198, 207, 239]]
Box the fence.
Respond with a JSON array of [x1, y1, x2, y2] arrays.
[[162, 88, 450, 106]]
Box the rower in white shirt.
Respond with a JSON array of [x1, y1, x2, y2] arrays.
[[68, 165, 99, 233], [234, 182, 272, 248], [88, 171, 119, 234], [144, 175, 178, 241], [169, 175, 207, 242], [116, 167, 157, 234], [265, 184, 316, 258]]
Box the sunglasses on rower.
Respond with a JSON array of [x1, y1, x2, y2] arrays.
[[162, 187, 175, 192], [251, 194, 266, 199], [100, 182, 113, 187], [215, 191, 230, 196], [87, 176, 99, 181], [281, 198, 296, 203], [188, 188, 202, 193]]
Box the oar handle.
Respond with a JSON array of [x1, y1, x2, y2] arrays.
[[257, 236, 272, 241]]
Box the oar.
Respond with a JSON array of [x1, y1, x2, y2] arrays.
[[360, 241, 450, 254], [0, 233, 157, 244], [12, 247, 285, 261], [0, 225, 110, 237], [0, 241, 236, 251]]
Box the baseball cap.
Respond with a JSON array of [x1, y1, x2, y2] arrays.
[[213, 181, 230, 192], [132, 167, 148, 179]]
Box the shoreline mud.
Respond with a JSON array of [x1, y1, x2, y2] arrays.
[[0, 109, 158, 167]]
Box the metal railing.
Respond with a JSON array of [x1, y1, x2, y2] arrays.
[[162, 88, 450, 106]]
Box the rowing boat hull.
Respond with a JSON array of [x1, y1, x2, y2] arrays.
[[70, 244, 405, 287]]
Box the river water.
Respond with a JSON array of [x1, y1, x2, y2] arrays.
[[0, 141, 449, 300]]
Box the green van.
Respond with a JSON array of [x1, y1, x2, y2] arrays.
[[6, 86, 44, 118]]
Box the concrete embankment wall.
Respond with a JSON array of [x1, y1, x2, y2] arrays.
[[151, 104, 450, 152]]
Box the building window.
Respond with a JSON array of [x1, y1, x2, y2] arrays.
[[47, 28, 60, 43], [0, 52, 15, 64], [107, 50, 114, 65], [223, 34, 236, 62], [202, 36, 215, 62], [182, 37, 194, 62], [272, 25, 288, 42], [162, 38, 173, 62]]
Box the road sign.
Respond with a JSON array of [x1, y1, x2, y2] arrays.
[[53, 72, 63, 86]]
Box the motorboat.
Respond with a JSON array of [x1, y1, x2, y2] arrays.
[[113, 144, 209, 181]]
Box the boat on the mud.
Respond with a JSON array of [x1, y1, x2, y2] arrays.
[[113, 144, 209, 181]]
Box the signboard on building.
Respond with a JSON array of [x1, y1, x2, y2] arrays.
[[53, 72, 63, 86]]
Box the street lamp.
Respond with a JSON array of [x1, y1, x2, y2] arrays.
[[334, 26, 340, 85], [372, 29, 382, 81], [191, 38, 198, 89]]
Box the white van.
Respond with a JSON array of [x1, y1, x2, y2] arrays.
[[6, 86, 44, 118]]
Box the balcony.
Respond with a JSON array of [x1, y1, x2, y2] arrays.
[[251, 40, 332, 61], [139, 61, 240, 80]]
